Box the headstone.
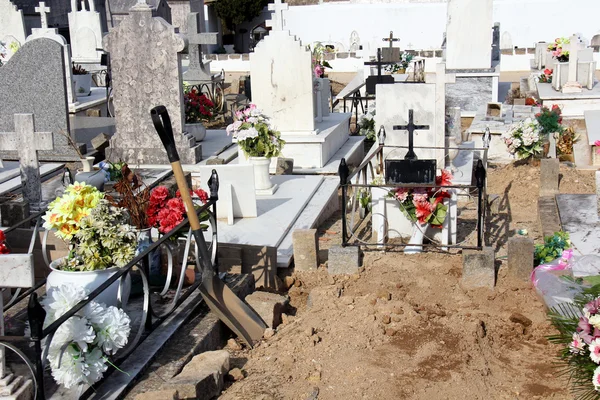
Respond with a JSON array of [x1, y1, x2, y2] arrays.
[[445, 0, 493, 69], [327, 245, 360, 275], [0, 38, 80, 161], [0, 0, 26, 62], [507, 236, 534, 281], [103, 2, 201, 164], [364, 48, 395, 95], [292, 229, 318, 271], [540, 158, 559, 196], [534, 42, 548, 70], [68, 0, 104, 63], [349, 30, 360, 52], [562, 35, 584, 94], [266, 0, 288, 31], [462, 247, 495, 289], [182, 12, 218, 83], [491, 23, 500, 65], [381, 31, 400, 62], [499, 31, 512, 49]]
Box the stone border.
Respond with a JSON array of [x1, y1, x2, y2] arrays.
[[203, 49, 448, 62], [501, 46, 600, 56]]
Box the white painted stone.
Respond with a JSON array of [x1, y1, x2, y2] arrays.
[[562, 35, 584, 94], [445, 0, 492, 70], [0, 0, 26, 62], [534, 42, 548, 70], [432, 63, 455, 165], [189, 164, 257, 219], [585, 110, 600, 145], [538, 82, 600, 118], [266, 0, 288, 31], [0, 255, 35, 289], [68, 0, 104, 63], [500, 31, 512, 50], [35, 1, 51, 29]]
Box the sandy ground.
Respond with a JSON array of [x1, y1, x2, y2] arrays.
[[219, 163, 595, 400]]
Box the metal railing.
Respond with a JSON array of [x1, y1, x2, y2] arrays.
[[338, 144, 488, 251], [1, 176, 221, 399]]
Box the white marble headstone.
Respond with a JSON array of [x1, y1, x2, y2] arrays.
[[68, 0, 103, 63]]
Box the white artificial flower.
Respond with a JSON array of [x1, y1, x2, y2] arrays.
[[43, 285, 88, 325], [94, 306, 131, 354], [590, 339, 600, 364], [84, 302, 106, 326], [590, 315, 600, 330], [83, 348, 108, 384], [593, 366, 600, 390], [51, 317, 95, 353], [49, 345, 87, 389]]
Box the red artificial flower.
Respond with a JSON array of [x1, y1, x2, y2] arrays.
[[150, 186, 169, 203], [544, 68, 553, 76], [0, 231, 8, 254], [435, 169, 453, 186], [552, 104, 560, 111], [415, 200, 434, 224], [194, 189, 209, 204]]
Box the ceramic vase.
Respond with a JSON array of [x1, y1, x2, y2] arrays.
[[249, 156, 273, 191], [185, 123, 207, 142], [47, 258, 131, 307], [404, 222, 429, 254]]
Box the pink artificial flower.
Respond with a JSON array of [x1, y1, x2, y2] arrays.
[[586, 298, 600, 317], [562, 249, 574, 262], [394, 187, 409, 202], [590, 339, 600, 363], [414, 200, 434, 224], [595, 140, 600, 154], [314, 64, 323, 78], [569, 332, 586, 354], [412, 188, 428, 203], [577, 316, 600, 345]]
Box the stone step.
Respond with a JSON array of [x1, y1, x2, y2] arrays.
[[0, 377, 32, 400], [290, 135, 365, 175], [0, 376, 22, 397], [0, 375, 14, 387]]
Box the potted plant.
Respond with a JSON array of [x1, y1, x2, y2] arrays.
[[183, 86, 215, 142], [72, 63, 92, 97], [535, 104, 563, 157], [500, 118, 544, 165], [43, 183, 136, 306], [226, 104, 285, 192]]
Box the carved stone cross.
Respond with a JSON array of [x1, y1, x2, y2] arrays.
[[266, 0, 289, 31], [0, 114, 53, 208], [35, 2, 51, 29], [183, 12, 218, 83]]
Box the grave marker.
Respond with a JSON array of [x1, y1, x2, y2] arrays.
[[562, 35, 585, 94], [35, 1, 50, 29], [364, 48, 395, 95], [0, 114, 53, 209], [182, 12, 218, 83], [381, 31, 400, 62], [266, 0, 288, 31]]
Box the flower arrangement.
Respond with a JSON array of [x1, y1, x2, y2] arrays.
[[108, 165, 150, 230], [226, 104, 285, 158], [42, 285, 131, 389], [385, 53, 414, 73], [0, 231, 9, 254], [72, 63, 88, 75], [538, 68, 553, 83], [184, 88, 214, 124], [309, 43, 333, 78], [548, 37, 570, 62], [147, 186, 209, 235], [390, 170, 453, 227], [358, 109, 376, 141], [535, 231, 571, 267], [535, 104, 563, 137], [501, 118, 543, 159], [58, 199, 137, 271], [43, 183, 104, 241], [557, 126, 579, 156]]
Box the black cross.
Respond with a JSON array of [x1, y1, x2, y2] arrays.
[[393, 109, 430, 161], [363, 48, 395, 83]]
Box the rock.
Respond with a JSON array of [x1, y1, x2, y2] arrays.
[[307, 370, 321, 383], [283, 276, 295, 289], [135, 389, 179, 400], [294, 279, 303, 287], [311, 334, 320, 345], [245, 291, 289, 328], [264, 328, 275, 339], [226, 338, 242, 351], [86, 108, 102, 117], [305, 327, 315, 337], [476, 321, 487, 338], [169, 350, 229, 400], [385, 328, 397, 336], [227, 368, 245, 381], [376, 289, 391, 301], [281, 313, 290, 325], [509, 313, 532, 327], [391, 314, 402, 322], [382, 315, 391, 324], [340, 296, 354, 305], [461, 247, 495, 289], [327, 275, 335, 285], [328, 245, 361, 275]]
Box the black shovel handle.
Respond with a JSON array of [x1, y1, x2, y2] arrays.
[[150, 106, 179, 163]]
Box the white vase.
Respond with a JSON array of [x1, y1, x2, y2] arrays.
[[185, 123, 207, 142], [47, 258, 131, 307], [73, 74, 92, 97], [80, 156, 95, 172], [404, 222, 429, 254], [249, 156, 273, 191]]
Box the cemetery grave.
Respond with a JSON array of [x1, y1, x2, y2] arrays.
[[2, 0, 600, 398]]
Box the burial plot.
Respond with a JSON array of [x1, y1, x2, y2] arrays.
[[0, 38, 84, 161], [103, 1, 201, 165]]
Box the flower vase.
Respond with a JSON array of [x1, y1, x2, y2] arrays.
[[404, 222, 429, 254], [249, 156, 277, 195], [136, 228, 163, 286], [47, 258, 131, 307], [81, 157, 95, 172]]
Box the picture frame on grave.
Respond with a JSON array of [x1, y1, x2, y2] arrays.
[[384, 159, 437, 185]]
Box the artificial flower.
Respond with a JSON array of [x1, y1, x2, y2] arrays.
[[590, 339, 600, 363], [94, 306, 131, 354], [570, 332, 586, 354], [225, 105, 285, 158]]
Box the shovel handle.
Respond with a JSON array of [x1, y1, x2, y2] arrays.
[[171, 161, 201, 231]]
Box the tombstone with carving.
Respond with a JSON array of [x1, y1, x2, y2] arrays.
[[68, 0, 104, 63]]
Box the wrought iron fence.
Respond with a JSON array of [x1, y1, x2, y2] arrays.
[[338, 144, 488, 251], [1, 175, 221, 399]]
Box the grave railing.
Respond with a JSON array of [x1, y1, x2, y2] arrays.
[[334, 83, 374, 133], [338, 144, 488, 251], [0, 181, 221, 399]]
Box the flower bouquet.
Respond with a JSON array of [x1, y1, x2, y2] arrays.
[[548, 37, 570, 62], [42, 284, 131, 389], [500, 118, 543, 160], [184, 88, 214, 124], [557, 126, 579, 161], [538, 68, 553, 83], [390, 169, 453, 227], [358, 109, 376, 141], [309, 42, 333, 78], [0, 231, 9, 254], [147, 186, 209, 235], [385, 52, 414, 73], [226, 104, 285, 158], [536, 104, 563, 137]]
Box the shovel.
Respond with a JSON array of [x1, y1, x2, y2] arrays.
[[150, 105, 267, 347]]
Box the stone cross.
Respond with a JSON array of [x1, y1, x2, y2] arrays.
[[382, 31, 400, 52], [184, 12, 218, 83], [562, 35, 585, 93], [393, 109, 430, 160], [266, 0, 288, 31], [0, 114, 53, 208], [35, 2, 51, 29]]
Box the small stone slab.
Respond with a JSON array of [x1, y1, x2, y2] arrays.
[[134, 389, 178, 400], [507, 236, 534, 280], [244, 291, 289, 329], [538, 197, 562, 238], [91, 132, 111, 151], [461, 247, 495, 289], [327, 245, 360, 275], [540, 158, 559, 196], [292, 229, 318, 271], [167, 350, 229, 400]]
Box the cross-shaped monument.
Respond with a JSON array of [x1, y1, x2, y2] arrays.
[[266, 0, 289, 31], [393, 109, 430, 160], [0, 114, 53, 210], [562, 34, 585, 94], [364, 48, 395, 94], [182, 12, 218, 83], [381, 31, 400, 62], [35, 2, 51, 29]]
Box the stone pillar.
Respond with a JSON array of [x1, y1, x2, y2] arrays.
[[540, 158, 559, 196], [461, 247, 495, 289], [292, 229, 318, 271], [507, 236, 534, 280]]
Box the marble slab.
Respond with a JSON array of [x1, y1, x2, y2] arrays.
[[0, 254, 34, 288], [68, 87, 108, 114], [446, 76, 494, 115], [584, 110, 600, 145], [556, 194, 600, 255], [0, 163, 64, 197]]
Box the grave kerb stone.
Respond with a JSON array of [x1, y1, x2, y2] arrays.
[[462, 246, 495, 289], [292, 229, 318, 271], [540, 158, 559, 196], [507, 236, 534, 281], [328, 245, 360, 275]]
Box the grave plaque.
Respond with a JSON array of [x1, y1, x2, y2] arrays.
[[385, 109, 436, 184]]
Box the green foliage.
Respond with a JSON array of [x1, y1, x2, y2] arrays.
[[534, 231, 571, 266], [214, 0, 270, 29], [237, 120, 285, 158], [536, 105, 564, 137]]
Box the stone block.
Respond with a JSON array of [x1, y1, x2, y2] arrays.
[[507, 236, 534, 280], [434, 50, 443, 58], [229, 54, 241, 59], [515, 48, 526, 55], [240, 245, 278, 289], [336, 52, 348, 59], [85, 108, 102, 117], [135, 389, 179, 400], [538, 197, 562, 238], [420, 50, 434, 58], [0, 201, 30, 227], [292, 229, 318, 271], [275, 158, 294, 175], [206, 157, 224, 165], [327, 245, 360, 275], [169, 350, 229, 400], [91, 132, 111, 151], [245, 291, 289, 328], [526, 47, 536, 54], [461, 247, 495, 289], [540, 158, 559, 196], [500, 48, 513, 55], [218, 54, 228, 61]]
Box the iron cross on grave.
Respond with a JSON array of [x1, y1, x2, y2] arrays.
[[382, 31, 400, 51], [393, 109, 430, 160], [266, 0, 289, 31], [185, 12, 218, 82], [363, 48, 395, 94]]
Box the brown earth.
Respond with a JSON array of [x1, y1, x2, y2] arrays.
[[219, 163, 596, 400]]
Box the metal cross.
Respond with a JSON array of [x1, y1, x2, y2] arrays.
[[35, 1, 51, 29], [382, 31, 400, 51], [266, 0, 289, 31], [393, 109, 430, 161], [363, 49, 395, 83]]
